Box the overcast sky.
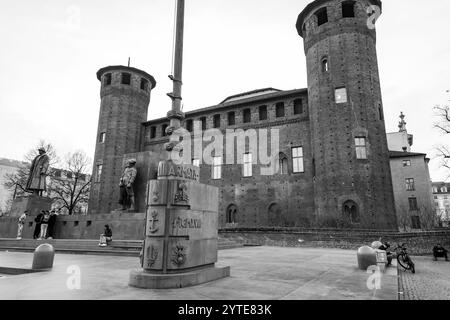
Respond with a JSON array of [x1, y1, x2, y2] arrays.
[[0, 0, 449, 181]]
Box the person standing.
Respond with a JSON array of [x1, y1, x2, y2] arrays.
[[38, 210, 51, 240], [46, 210, 58, 239], [33, 210, 44, 239], [16, 211, 28, 239]]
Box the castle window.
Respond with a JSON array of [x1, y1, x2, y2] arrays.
[[406, 178, 415, 191], [200, 117, 207, 130], [96, 164, 103, 183], [66, 172, 72, 179], [186, 119, 193, 132], [343, 200, 360, 224], [342, 1, 356, 18], [321, 58, 329, 72], [378, 104, 384, 121], [140, 78, 149, 91], [243, 153, 252, 177], [99, 132, 106, 143], [243, 109, 251, 123], [192, 159, 200, 167], [315, 7, 328, 26], [279, 153, 288, 175], [409, 197, 419, 211], [259, 105, 268, 120], [292, 147, 304, 173], [121, 73, 131, 85], [293, 99, 303, 114], [226, 204, 238, 224], [335, 87, 348, 103], [355, 137, 367, 159], [212, 156, 222, 180], [403, 160, 411, 167], [213, 114, 221, 128], [162, 124, 168, 137], [228, 112, 235, 126], [104, 73, 112, 86], [150, 126, 156, 138], [276, 102, 285, 118]]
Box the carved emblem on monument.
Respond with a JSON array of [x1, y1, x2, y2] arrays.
[[148, 211, 159, 234], [152, 191, 159, 202], [171, 243, 186, 267], [146, 245, 159, 268], [174, 182, 189, 203]]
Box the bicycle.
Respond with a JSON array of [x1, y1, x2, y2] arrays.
[[395, 243, 415, 273]]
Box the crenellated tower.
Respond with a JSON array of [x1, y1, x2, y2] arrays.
[[297, 0, 397, 229], [88, 66, 156, 214]]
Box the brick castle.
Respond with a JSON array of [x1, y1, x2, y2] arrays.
[[88, 0, 398, 230]]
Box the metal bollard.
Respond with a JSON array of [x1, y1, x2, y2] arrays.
[[357, 246, 377, 270], [32, 244, 55, 270]]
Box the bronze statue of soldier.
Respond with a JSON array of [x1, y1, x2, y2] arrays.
[[26, 147, 50, 196], [119, 159, 137, 211]]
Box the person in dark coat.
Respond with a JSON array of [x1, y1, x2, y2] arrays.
[[433, 244, 448, 261], [46, 210, 58, 239], [98, 225, 113, 247], [33, 210, 44, 239]]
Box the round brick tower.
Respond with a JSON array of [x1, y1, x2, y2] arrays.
[[297, 0, 397, 229], [88, 66, 156, 214]]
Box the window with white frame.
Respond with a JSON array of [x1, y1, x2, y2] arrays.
[[96, 164, 103, 183], [335, 87, 348, 103], [355, 137, 367, 159], [406, 178, 415, 191], [243, 153, 252, 177], [292, 147, 304, 173], [403, 160, 411, 167], [212, 156, 222, 180]]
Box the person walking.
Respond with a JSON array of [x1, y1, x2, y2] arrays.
[[16, 211, 28, 239], [33, 210, 44, 239], [38, 210, 51, 240]]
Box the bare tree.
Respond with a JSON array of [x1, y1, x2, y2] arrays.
[[4, 140, 59, 198], [397, 205, 410, 232], [418, 205, 438, 231], [434, 102, 450, 172], [47, 151, 91, 215]]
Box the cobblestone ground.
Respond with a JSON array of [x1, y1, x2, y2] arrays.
[[399, 256, 450, 300]]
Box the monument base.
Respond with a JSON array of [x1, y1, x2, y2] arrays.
[[10, 195, 52, 217], [129, 266, 230, 289]]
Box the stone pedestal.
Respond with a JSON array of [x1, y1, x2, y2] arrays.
[[129, 160, 230, 289], [10, 195, 52, 217]]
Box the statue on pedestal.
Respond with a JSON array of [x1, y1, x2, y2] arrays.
[[26, 147, 50, 196], [119, 159, 137, 211]]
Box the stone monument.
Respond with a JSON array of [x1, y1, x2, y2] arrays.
[[10, 147, 52, 218], [129, 0, 230, 289], [118, 159, 138, 212]]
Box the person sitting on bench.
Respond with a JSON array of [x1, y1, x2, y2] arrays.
[[98, 225, 112, 247], [433, 244, 448, 261], [379, 241, 393, 266]]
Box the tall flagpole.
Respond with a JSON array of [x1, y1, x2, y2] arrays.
[[165, 0, 185, 158]]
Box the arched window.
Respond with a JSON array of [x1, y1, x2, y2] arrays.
[[268, 203, 282, 226], [226, 204, 238, 224], [343, 200, 360, 224], [278, 153, 288, 175], [321, 58, 329, 72]]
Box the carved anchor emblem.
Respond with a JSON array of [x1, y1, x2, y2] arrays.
[[148, 211, 159, 234], [146, 245, 158, 268], [152, 191, 159, 202]]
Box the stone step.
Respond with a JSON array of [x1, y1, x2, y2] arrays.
[[0, 238, 244, 257]]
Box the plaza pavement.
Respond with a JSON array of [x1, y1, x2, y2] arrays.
[[399, 256, 450, 300], [0, 246, 397, 300]]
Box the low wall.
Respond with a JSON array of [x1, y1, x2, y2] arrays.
[[219, 228, 450, 255], [0, 212, 146, 240]]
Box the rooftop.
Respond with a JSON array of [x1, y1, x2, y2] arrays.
[[389, 151, 427, 159]]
